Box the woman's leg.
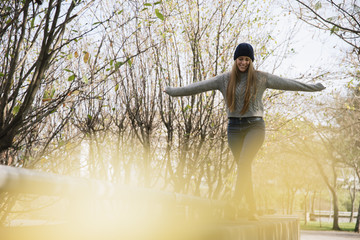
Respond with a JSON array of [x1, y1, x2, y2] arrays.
[[228, 120, 265, 214], [234, 124, 265, 213]]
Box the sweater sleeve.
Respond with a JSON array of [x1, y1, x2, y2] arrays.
[[164, 74, 223, 97], [265, 72, 325, 92]]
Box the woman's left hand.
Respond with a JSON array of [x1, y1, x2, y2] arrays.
[[315, 83, 326, 90]]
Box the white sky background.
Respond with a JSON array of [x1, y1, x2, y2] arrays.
[[266, 0, 353, 89], [255, 0, 355, 124]]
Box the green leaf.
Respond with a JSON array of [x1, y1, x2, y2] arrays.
[[154, 1, 162, 5], [88, 114, 92, 120], [43, 91, 49, 99], [115, 84, 119, 92], [83, 51, 90, 63], [12, 105, 20, 115], [144, 3, 152, 6], [83, 76, 89, 84], [314, 1, 322, 10], [31, 18, 35, 28], [155, 9, 164, 21], [183, 105, 191, 112], [0, 72, 4, 77], [330, 25, 339, 34], [50, 88, 56, 98], [68, 74, 75, 81], [64, 68, 73, 73], [115, 61, 124, 70]]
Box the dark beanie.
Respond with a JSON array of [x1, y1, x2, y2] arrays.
[[233, 43, 254, 61]]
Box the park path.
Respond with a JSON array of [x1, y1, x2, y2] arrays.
[[301, 230, 360, 240]]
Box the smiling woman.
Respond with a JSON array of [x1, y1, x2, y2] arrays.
[[164, 42, 326, 221], [236, 57, 251, 72]]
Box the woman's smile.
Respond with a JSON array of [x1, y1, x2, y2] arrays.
[[236, 56, 250, 72]]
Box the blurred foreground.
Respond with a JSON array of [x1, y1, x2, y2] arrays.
[[0, 165, 300, 240]]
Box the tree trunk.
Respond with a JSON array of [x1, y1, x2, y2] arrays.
[[355, 199, 360, 233], [313, 153, 340, 231], [311, 191, 316, 215], [348, 181, 356, 223], [331, 188, 340, 230], [304, 194, 308, 225]]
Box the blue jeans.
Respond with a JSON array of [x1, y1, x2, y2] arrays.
[[227, 117, 265, 212]]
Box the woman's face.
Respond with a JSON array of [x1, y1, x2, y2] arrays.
[[236, 56, 250, 72]]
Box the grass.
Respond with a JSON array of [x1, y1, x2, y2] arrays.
[[300, 220, 356, 232]]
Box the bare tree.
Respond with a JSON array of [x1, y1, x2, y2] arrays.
[[291, 0, 359, 56], [287, 0, 360, 232], [0, 0, 99, 160]]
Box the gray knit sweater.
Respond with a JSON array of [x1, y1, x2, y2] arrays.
[[165, 71, 325, 118]]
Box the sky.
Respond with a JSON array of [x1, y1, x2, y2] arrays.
[[268, 0, 353, 97], [284, 23, 347, 75]]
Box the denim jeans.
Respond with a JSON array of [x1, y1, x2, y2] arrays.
[[227, 117, 265, 212]]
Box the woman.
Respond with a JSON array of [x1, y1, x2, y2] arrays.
[[164, 43, 325, 220]]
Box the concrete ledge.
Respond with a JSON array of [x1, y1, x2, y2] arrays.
[[0, 166, 299, 240], [1, 216, 299, 240], [210, 216, 300, 240]]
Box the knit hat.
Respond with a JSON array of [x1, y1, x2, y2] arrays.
[[233, 43, 254, 62]]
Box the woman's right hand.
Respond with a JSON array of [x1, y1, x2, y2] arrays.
[[163, 86, 171, 94]]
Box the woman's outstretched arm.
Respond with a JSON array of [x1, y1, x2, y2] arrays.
[[265, 72, 326, 92], [164, 73, 226, 97]]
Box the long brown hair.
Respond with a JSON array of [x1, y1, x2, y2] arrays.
[[226, 58, 257, 114]]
